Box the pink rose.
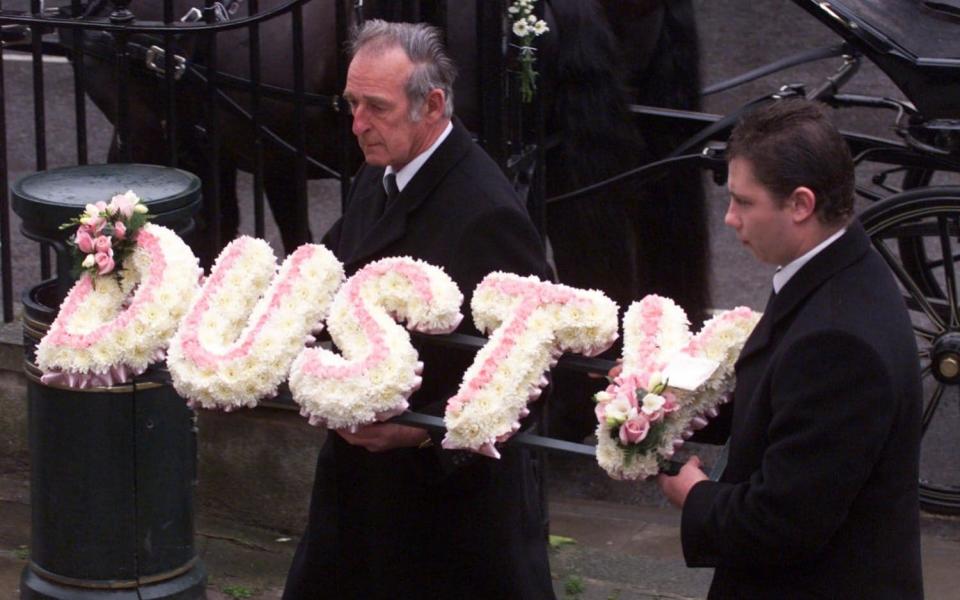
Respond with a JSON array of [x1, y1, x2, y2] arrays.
[[113, 221, 127, 240], [94, 236, 112, 254], [95, 251, 115, 275], [619, 417, 650, 445], [75, 229, 94, 253]]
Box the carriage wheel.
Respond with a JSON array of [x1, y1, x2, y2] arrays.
[[859, 186, 960, 515], [896, 169, 955, 296]]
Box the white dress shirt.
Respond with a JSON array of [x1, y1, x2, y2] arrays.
[[773, 227, 847, 293], [383, 121, 454, 194]]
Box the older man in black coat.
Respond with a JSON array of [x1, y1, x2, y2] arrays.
[[282, 20, 555, 600], [659, 100, 923, 599]]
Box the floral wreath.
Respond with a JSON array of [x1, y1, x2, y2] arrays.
[[442, 272, 619, 457], [37, 192, 202, 387], [290, 257, 464, 430], [166, 237, 345, 411], [594, 295, 761, 480]]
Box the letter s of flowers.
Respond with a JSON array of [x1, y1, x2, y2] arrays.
[[289, 257, 464, 430], [166, 237, 345, 410]]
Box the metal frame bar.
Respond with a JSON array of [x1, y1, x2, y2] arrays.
[[0, 0, 12, 321]]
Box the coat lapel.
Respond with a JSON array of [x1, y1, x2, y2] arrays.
[[342, 120, 473, 270], [735, 221, 871, 366]]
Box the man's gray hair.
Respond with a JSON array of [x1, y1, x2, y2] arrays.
[[349, 19, 457, 120]]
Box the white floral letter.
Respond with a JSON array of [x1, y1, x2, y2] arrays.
[[289, 257, 463, 430], [443, 273, 619, 458], [167, 237, 344, 410]]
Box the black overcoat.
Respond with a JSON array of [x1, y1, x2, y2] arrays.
[[682, 221, 923, 599], [283, 121, 556, 600]]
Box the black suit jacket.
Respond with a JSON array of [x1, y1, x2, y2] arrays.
[[283, 121, 556, 600], [682, 222, 923, 599]]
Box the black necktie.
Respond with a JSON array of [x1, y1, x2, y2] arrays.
[[384, 173, 400, 208]]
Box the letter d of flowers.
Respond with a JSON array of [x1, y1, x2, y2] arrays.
[[167, 237, 344, 410], [36, 224, 203, 387]]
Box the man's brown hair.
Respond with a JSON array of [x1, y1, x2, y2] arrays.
[[728, 99, 855, 224]]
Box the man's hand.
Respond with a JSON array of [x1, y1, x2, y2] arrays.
[[657, 455, 708, 509], [588, 358, 623, 380], [336, 423, 429, 452]]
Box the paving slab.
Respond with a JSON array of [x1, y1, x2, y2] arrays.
[[3, 473, 960, 600]]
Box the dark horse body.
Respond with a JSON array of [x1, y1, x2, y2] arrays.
[[71, 0, 707, 438]]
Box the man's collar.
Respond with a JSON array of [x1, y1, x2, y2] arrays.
[[384, 121, 454, 193], [773, 226, 846, 293]]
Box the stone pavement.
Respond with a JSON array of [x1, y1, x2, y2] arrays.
[[2, 475, 959, 600]]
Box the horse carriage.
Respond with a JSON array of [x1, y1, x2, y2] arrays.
[[0, 0, 957, 518]]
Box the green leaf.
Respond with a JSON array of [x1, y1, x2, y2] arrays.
[[563, 574, 585, 597], [222, 585, 253, 599], [549, 534, 577, 549]]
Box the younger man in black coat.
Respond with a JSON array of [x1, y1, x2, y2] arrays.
[[282, 20, 555, 600], [658, 99, 923, 599]]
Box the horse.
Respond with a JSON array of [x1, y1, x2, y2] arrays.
[[65, 0, 708, 439]]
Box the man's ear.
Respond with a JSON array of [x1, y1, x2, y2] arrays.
[[789, 186, 817, 223], [423, 89, 446, 122]]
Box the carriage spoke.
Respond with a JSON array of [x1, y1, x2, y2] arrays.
[[914, 326, 938, 341], [937, 216, 960, 328], [915, 253, 960, 271], [920, 363, 932, 379], [920, 382, 945, 437], [873, 239, 947, 330]]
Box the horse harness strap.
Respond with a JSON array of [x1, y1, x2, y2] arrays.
[[73, 20, 342, 110], [69, 10, 345, 178]]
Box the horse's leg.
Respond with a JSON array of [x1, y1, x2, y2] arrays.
[[169, 132, 240, 268], [628, 0, 709, 326], [542, 0, 651, 312], [264, 167, 312, 255], [541, 0, 709, 441], [537, 0, 651, 442], [219, 161, 240, 247]]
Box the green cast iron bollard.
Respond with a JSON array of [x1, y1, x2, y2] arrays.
[[12, 164, 207, 600]]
